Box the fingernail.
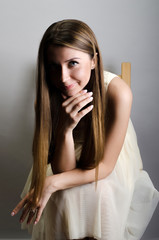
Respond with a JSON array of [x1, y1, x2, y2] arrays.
[[82, 89, 87, 93], [90, 97, 93, 101], [88, 92, 93, 96], [11, 212, 15, 216], [34, 221, 37, 225]]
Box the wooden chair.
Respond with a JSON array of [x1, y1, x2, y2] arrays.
[[118, 62, 131, 87]]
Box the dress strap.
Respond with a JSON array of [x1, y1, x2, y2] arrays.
[[104, 71, 117, 91]]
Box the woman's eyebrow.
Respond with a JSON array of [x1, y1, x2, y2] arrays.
[[64, 57, 80, 63]]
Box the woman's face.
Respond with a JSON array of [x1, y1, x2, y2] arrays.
[[46, 46, 95, 97]]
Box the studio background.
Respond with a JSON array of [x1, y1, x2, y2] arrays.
[[0, 0, 158, 239]]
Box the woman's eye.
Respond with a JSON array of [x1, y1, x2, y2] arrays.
[[69, 61, 78, 67]]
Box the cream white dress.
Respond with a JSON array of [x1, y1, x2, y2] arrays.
[[21, 71, 159, 240]]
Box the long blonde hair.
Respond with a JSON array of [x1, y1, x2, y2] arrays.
[[30, 19, 106, 206]]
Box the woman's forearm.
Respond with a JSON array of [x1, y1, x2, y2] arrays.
[[51, 130, 76, 174], [50, 91, 94, 174], [52, 161, 111, 191]]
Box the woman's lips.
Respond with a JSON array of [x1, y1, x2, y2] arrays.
[[65, 83, 76, 90]]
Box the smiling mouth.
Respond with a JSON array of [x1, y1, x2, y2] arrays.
[[65, 83, 76, 90]]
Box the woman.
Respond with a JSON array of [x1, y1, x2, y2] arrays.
[[11, 19, 159, 240]]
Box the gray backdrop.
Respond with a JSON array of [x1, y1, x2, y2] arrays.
[[0, 0, 158, 239]]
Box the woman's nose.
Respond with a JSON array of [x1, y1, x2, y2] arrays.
[[61, 66, 70, 83]]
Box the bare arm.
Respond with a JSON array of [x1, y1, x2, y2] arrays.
[[51, 130, 76, 173], [51, 90, 93, 174]]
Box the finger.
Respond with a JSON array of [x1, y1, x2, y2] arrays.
[[34, 206, 44, 225], [11, 190, 34, 216], [19, 204, 30, 223], [27, 208, 37, 224], [64, 92, 93, 116], [77, 104, 94, 120], [11, 197, 28, 216], [71, 96, 93, 116], [62, 89, 87, 107], [70, 91, 93, 108]]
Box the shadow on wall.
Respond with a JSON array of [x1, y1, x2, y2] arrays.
[[0, 65, 35, 238]]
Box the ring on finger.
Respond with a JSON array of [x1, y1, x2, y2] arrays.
[[30, 208, 36, 214]]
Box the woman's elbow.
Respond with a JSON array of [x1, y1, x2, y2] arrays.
[[51, 162, 76, 174], [98, 161, 114, 180]]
